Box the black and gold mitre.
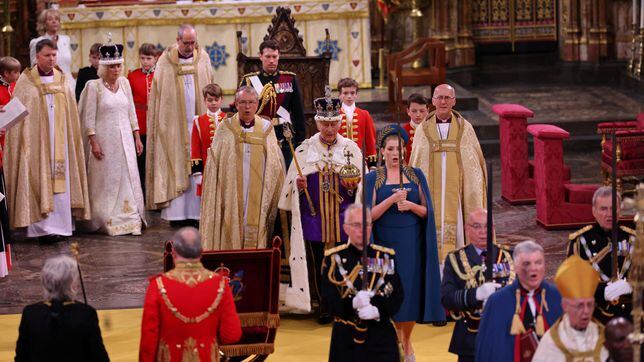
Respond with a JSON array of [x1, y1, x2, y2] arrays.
[[314, 85, 342, 122]]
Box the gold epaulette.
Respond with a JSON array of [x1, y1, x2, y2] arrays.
[[242, 71, 260, 78], [279, 70, 296, 76], [371, 244, 395, 255], [497, 243, 512, 251], [569, 224, 593, 241], [620, 225, 636, 235], [324, 243, 349, 257]]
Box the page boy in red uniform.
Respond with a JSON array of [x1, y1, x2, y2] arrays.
[[402, 93, 429, 163], [336, 77, 377, 166]]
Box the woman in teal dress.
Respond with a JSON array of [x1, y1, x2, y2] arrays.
[[364, 125, 444, 361]]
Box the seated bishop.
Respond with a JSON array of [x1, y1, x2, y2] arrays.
[[278, 88, 362, 316]]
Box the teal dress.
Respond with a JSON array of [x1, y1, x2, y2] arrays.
[[365, 167, 445, 323]]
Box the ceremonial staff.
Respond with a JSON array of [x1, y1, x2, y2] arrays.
[[70, 242, 88, 304], [284, 123, 316, 216], [610, 132, 619, 281], [485, 162, 494, 281]]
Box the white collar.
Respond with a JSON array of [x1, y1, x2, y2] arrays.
[[207, 109, 221, 118], [342, 103, 355, 114]]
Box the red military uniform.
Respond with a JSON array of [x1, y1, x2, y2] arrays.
[[402, 120, 420, 164], [338, 107, 377, 165], [127, 67, 154, 135], [190, 110, 224, 196], [139, 262, 242, 362]]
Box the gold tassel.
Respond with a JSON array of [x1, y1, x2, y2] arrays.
[[535, 289, 547, 337], [510, 289, 526, 335]]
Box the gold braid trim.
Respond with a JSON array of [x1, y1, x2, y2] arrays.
[[458, 249, 481, 289], [374, 167, 386, 190], [219, 343, 274, 357], [569, 225, 593, 241], [256, 83, 277, 116], [237, 312, 280, 328], [155, 277, 226, 324], [501, 249, 517, 283], [549, 319, 605, 362]]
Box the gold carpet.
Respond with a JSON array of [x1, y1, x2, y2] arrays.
[[0, 309, 457, 361]]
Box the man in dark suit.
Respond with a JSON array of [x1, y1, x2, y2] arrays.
[[440, 208, 515, 362], [15, 255, 109, 362]]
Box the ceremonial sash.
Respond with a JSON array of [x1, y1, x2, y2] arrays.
[[226, 115, 271, 248], [423, 112, 463, 260], [29, 67, 68, 193], [170, 48, 200, 174]]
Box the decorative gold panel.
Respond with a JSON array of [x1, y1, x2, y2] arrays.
[[472, 0, 557, 45]]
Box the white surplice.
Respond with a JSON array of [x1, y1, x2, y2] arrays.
[[26, 74, 73, 237], [161, 56, 201, 221], [79, 77, 146, 235]]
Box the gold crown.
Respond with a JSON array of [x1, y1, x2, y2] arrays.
[[554, 255, 600, 299]]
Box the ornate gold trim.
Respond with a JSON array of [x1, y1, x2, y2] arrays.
[[155, 276, 226, 324]]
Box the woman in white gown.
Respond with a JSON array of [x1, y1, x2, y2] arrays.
[[29, 8, 76, 91], [79, 41, 146, 235]]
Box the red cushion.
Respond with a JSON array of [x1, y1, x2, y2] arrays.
[[527, 124, 570, 140], [637, 113, 644, 129], [492, 104, 534, 118], [564, 184, 599, 204], [602, 153, 644, 171], [597, 121, 638, 132]]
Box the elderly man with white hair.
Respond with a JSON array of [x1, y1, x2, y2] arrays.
[[200, 86, 284, 250], [476, 240, 563, 362], [146, 24, 214, 226], [567, 186, 636, 323], [15, 255, 109, 361], [532, 255, 608, 362]]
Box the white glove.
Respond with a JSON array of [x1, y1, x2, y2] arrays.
[[352, 290, 373, 310], [476, 282, 501, 302], [358, 305, 380, 321], [604, 279, 632, 301], [193, 173, 203, 185]]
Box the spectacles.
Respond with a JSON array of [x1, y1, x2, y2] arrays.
[[433, 95, 455, 101], [179, 39, 196, 46], [345, 222, 372, 228], [467, 223, 487, 230]]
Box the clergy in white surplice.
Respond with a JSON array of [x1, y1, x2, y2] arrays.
[[533, 255, 609, 362], [4, 39, 90, 242], [145, 24, 214, 225], [200, 86, 284, 251], [409, 84, 487, 266]]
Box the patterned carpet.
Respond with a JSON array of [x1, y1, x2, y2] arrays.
[[471, 84, 644, 124]]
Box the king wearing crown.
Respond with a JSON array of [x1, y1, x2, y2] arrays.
[[278, 87, 363, 322]]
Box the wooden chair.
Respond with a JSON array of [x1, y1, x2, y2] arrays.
[[388, 38, 446, 112], [236, 6, 331, 137]]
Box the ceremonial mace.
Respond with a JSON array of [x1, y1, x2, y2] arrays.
[[70, 242, 88, 305], [485, 162, 494, 281], [283, 123, 316, 216]]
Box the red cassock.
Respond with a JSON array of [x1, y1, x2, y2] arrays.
[[402, 121, 418, 164], [127, 68, 154, 135], [0, 82, 15, 165], [139, 262, 242, 362], [338, 107, 377, 165], [190, 110, 224, 196]]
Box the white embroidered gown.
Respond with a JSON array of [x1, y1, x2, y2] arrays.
[[79, 77, 146, 235]]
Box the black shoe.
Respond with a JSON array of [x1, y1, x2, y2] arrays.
[[317, 313, 332, 325], [169, 220, 183, 228], [432, 321, 447, 327]]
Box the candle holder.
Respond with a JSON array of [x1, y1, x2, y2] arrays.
[[636, 28, 644, 79], [628, 26, 637, 75]]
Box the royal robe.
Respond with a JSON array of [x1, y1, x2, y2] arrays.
[[476, 280, 563, 362], [278, 133, 362, 313], [409, 110, 486, 263], [4, 66, 90, 230], [145, 44, 214, 211], [200, 114, 284, 250]]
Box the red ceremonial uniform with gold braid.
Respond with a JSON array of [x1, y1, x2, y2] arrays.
[[338, 107, 377, 165], [0, 81, 15, 166], [190, 110, 224, 196], [402, 120, 419, 164], [127, 68, 154, 135], [139, 262, 242, 362]]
